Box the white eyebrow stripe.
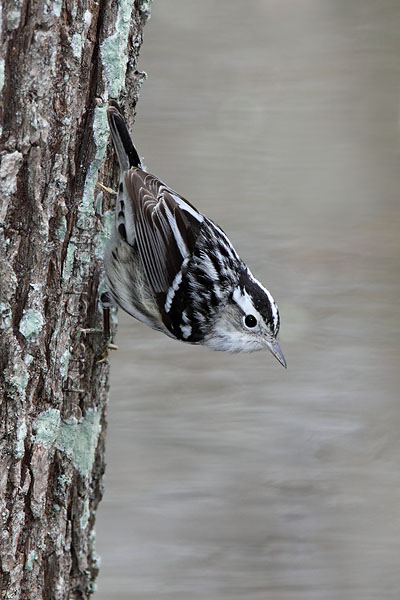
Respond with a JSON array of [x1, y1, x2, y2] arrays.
[[232, 287, 260, 319], [266, 291, 278, 329], [246, 269, 279, 330]]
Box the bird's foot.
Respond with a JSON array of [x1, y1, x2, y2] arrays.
[[97, 339, 119, 363], [75, 306, 117, 363]]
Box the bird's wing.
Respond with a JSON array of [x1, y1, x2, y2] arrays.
[[124, 168, 204, 303]]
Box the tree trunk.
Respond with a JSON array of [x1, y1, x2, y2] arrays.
[[0, 1, 151, 597]]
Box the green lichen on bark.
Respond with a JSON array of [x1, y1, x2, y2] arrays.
[[78, 106, 109, 230], [33, 409, 61, 448], [32, 409, 102, 475], [101, 0, 135, 98], [19, 309, 45, 340]]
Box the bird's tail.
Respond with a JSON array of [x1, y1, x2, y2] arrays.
[[107, 100, 142, 171]]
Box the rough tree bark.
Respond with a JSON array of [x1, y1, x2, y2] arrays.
[[0, 1, 151, 598]]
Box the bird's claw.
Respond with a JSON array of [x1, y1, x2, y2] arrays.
[[74, 326, 118, 363], [97, 341, 119, 364], [96, 181, 117, 195], [74, 327, 99, 337]]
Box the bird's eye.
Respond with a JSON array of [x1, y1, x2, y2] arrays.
[[244, 314, 257, 328]]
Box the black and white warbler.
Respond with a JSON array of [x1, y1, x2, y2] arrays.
[[104, 101, 286, 367]]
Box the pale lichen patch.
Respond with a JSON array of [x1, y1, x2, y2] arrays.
[[94, 209, 113, 258], [0, 151, 23, 199], [24, 354, 34, 369], [0, 58, 5, 103], [25, 550, 38, 572], [19, 308, 45, 340], [63, 241, 76, 280], [77, 106, 109, 230], [56, 215, 67, 240], [72, 409, 102, 475], [80, 498, 90, 529], [15, 418, 27, 459], [101, 0, 134, 97], [53, 0, 62, 17], [8, 359, 29, 401], [57, 409, 102, 474], [32, 408, 102, 474], [71, 32, 84, 60], [6, 3, 22, 30], [57, 416, 78, 457], [78, 250, 92, 279], [60, 348, 71, 379], [33, 409, 61, 448], [84, 10, 92, 27]]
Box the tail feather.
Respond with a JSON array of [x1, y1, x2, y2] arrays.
[[107, 100, 141, 171]]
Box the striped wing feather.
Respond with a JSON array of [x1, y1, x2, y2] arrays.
[[124, 168, 202, 303]]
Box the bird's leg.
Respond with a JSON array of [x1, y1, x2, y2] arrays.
[[75, 292, 118, 362], [97, 302, 118, 363]]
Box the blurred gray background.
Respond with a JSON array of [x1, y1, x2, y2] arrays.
[[96, 1, 400, 598]]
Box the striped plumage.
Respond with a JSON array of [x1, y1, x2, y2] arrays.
[[104, 102, 286, 367]]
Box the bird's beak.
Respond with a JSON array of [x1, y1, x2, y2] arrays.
[[264, 338, 287, 368]]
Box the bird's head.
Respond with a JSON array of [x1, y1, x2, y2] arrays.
[[204, 268, 286, 367]]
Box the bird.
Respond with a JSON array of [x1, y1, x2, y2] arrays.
[[103, 101, 286, 368]]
